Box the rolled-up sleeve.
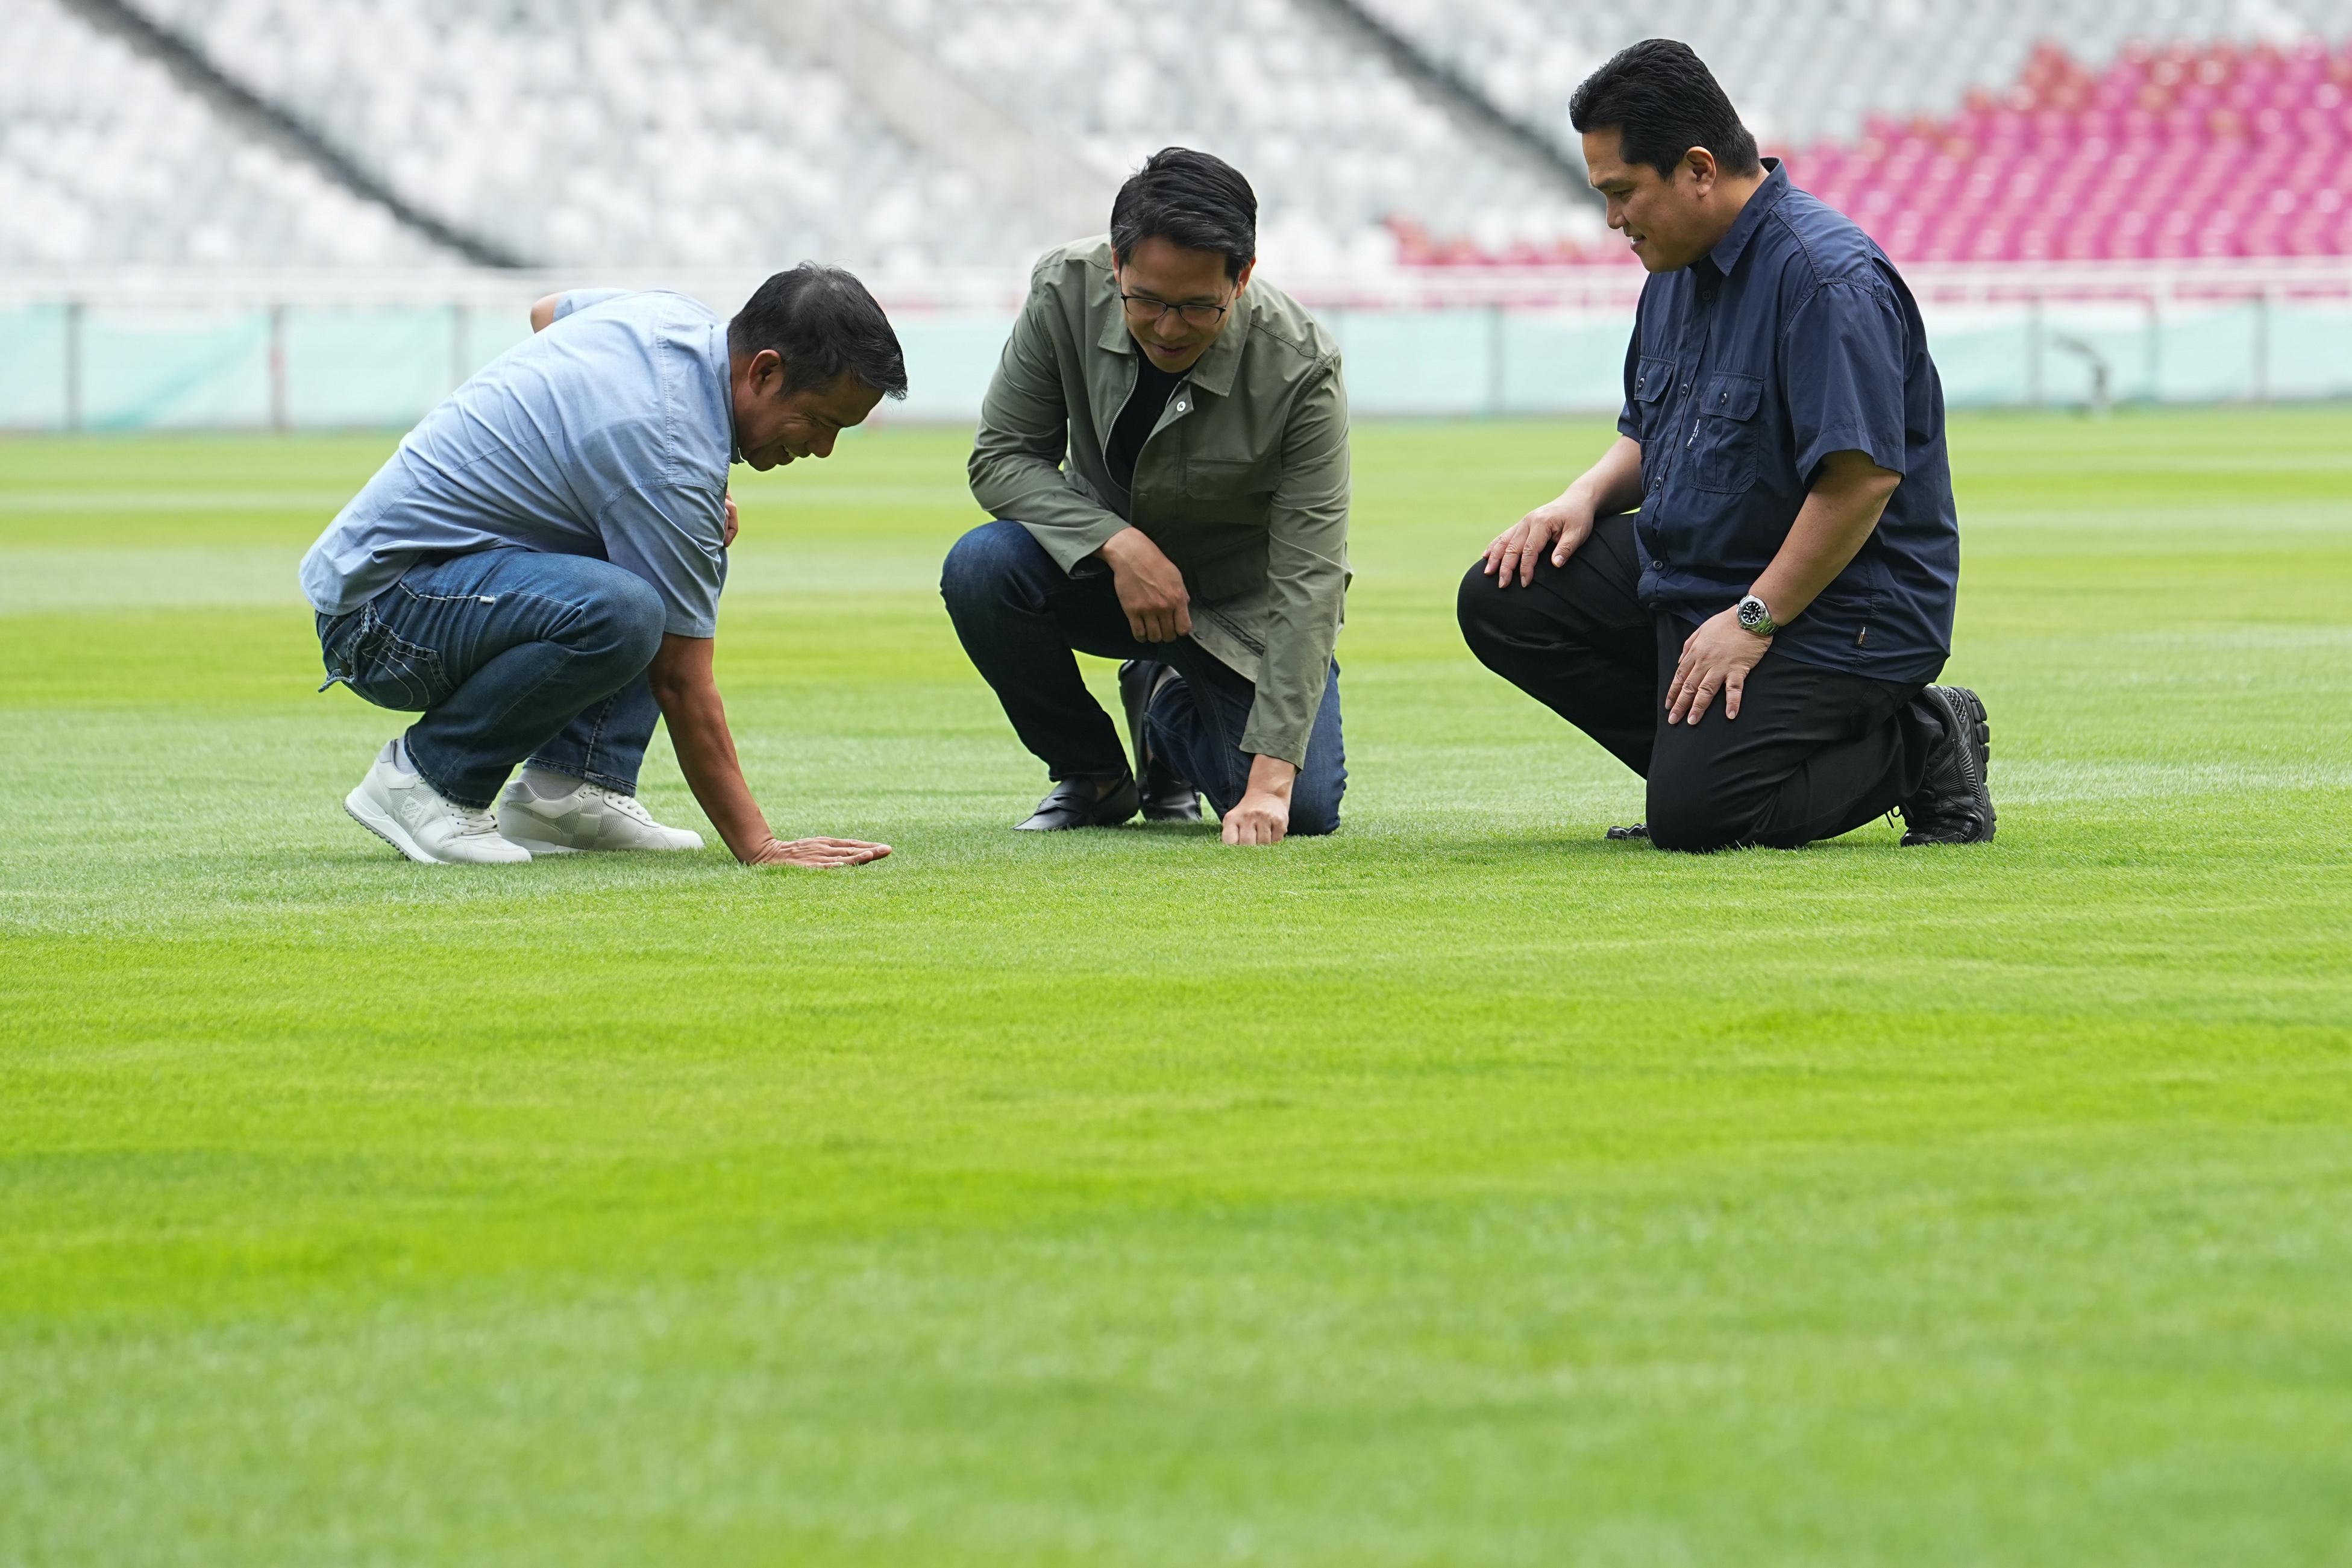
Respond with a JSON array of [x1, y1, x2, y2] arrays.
[[554, 288, 629, 322], [968, 281, 1128, 570], [1240, 359, 1349, 768], [1783, 278, 1911, 482], [1615, 304, 1646, 441]]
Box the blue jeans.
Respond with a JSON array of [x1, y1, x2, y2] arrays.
[[939, 521, 1346, 835], [316, 548, 666, 808]]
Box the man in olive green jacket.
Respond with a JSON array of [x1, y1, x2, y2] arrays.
[[941, 148, 1350, 845]]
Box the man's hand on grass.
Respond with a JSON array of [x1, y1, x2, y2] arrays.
[[745, 836, 892, 869], [1099, 527, 1191, 642], [1482, 489, 1596, 587], [1222, 755, 1296, 845], [1666, 609, 1772, 726]]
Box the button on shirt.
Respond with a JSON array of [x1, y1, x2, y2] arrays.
[[299, 289, 736, 639], [1617, 160, 1959, 681]]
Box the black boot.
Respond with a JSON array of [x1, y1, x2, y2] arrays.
[[1118, 660, 1201, 823], [1899, 686, 1996, 845]]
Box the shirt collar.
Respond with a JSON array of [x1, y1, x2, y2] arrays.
[[1704, 157, 1790, 276], [1097, 272, 1253, 398]]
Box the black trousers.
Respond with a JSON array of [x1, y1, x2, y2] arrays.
[[1456, 514, 1942, 851]]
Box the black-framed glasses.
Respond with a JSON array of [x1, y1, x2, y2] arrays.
[[1119, 292, 1230, 329]]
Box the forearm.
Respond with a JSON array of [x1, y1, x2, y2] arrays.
[[654, 681, 774, 862], [1566, 435, 1646, 515], [1751, 457, 1900, 624]]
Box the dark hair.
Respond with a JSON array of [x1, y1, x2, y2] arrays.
[[1109, 147, 1257, 280], [728, 263, 908, 399], [1569, 39, 1761, 180]]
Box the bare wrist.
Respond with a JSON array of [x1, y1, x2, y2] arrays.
[[1246, 755, 1297, 800]]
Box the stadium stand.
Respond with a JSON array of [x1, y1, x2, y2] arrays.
[[864, 0, 1605, 272], [116, 0, 1055, 274], [1353, 1, 2352, 265], [1355, 0, 2352, 152], [0, 0, 445, 266], [1793, 38, 2352, 263]]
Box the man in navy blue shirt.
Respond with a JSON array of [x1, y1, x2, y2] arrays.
[[1458, 39, 1994, 851]]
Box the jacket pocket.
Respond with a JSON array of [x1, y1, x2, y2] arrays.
[[1184, 455, 1276, 500], [1687, 371, 1763, 493]]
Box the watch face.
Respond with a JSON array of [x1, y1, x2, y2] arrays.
[[1739, 597, 1767, 632]]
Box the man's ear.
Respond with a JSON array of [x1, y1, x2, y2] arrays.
[[1684, 146, 1720, 195], [1232, 257, 1256, 295], [751, 347, 785, 394]]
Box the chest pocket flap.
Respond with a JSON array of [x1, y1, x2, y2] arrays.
[[1632, 356, 1675, 404], [1703, 371, 1763, 421], [1689, 371, 1766, 492]]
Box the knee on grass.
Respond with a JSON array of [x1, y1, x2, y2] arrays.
[[1644, 776, 1760, 855]]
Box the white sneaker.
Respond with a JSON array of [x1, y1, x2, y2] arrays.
[[345, 741, 532, 865], [495, 771, 705, 855]]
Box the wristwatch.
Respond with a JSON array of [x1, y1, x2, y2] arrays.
[[1735, 593, 1778, 638]]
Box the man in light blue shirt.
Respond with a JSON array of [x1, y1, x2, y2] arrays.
[[301, 265, 906, 868]]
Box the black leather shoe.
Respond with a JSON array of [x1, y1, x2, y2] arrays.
[[1015, 774, 1140, 832], [1899, 685, 1996, 845], [1118, 659, 1201, 822]]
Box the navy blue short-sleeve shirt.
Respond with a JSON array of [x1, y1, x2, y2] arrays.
[[1616, 160, 1958, 683]]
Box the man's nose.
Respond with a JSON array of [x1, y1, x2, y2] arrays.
[[812, 430, 838, 458]]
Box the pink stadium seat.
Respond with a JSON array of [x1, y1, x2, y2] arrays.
[[1402, 36, 2352, 267]]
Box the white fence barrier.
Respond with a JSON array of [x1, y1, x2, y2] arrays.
[[4, 260, 2349, 430]]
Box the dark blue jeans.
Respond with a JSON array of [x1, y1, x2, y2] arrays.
[[317, 548, 666, 808], [939, 521, 1346, 835]]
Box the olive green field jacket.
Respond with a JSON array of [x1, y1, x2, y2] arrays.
[[967, 237, 1350, 768]]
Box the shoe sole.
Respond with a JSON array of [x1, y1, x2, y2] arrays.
[[496, 833, 703, 855], [1952, 685, 1995, 842], [1902, 687, 1996, 845], [497, 835, 580, 856], [345, 785, 447, 865]]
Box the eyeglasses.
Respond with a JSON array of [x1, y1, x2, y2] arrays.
[[1119, 292, 1230, 330]]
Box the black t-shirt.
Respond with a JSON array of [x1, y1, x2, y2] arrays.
[[1105, 355, 1184, 497]]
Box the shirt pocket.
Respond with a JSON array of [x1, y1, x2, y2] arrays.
[[1628, 356, 1673, 438], [1687, 371, 1764, 494]]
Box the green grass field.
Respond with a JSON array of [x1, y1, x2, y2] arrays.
[[4, 409, 2350, 1565]]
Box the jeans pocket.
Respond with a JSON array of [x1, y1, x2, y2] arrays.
[[327, 604, 448, 712]]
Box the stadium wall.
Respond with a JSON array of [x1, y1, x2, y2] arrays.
[[4, 262, 2350, 430]]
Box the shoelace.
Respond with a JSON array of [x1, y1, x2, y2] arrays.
[[453, 804, 504, 837], [586, 786, 658, 826]]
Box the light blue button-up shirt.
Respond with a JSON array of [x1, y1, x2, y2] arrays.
[[300, 289, 738, 638]]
